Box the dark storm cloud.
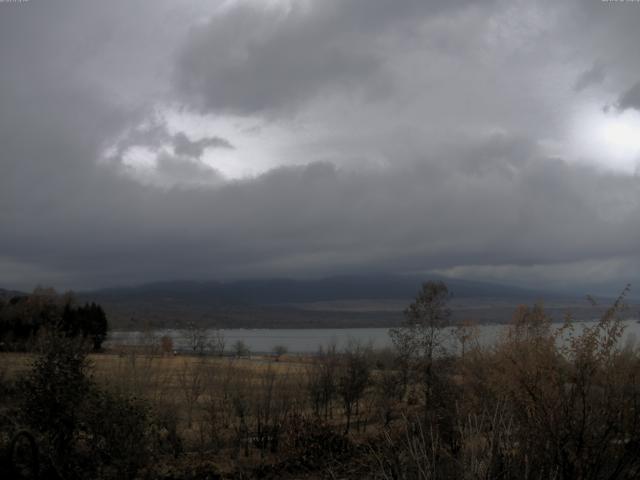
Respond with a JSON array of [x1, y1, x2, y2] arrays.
[[176, 3, 379, 115], [175, 0, 485, 115], [2, 0, 640, 293], [617, 82, 640, 112], [5, 134, 640, 290], [574, 62, 606, 92]]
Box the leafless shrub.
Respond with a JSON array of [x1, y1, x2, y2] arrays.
[[374, 368, 405, 427], [373, 419, 441, 480], [480, 286, 640, 479], [177, 358, 206, 428], [272, 344, 288, 361], [338, 340, 372, 434], [233, 339, 250, 357], [455, 403, 517, 480], [183, 322, 209, 355], [252, 367, 293, 456], [306, 343, 338, 420], [210, 328, 226, 356], [453, 319, 480, 359], [110, 351, 171, 401]]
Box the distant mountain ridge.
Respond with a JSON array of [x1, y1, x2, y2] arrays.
[[1, 277, 625, 330], [1, 276, 611, 329], [85, 274, 558, 306], [0, 288, 25, 299]]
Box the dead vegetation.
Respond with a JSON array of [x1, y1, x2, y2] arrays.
[[2, 283, 640, 479]]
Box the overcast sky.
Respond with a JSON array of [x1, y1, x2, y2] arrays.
[[2, 0, 640, 294]]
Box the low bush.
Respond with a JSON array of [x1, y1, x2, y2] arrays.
[[17, 330, 152, 479]]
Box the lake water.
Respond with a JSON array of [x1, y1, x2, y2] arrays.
[[106, 319, 640, 354]]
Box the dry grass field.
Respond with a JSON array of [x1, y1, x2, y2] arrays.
[[1, 349, 326, 476], [1, 350, 308, 379], [1, 350, 310, 417]]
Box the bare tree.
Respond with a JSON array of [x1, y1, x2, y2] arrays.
[[307, 343, 338, 420], [177, 359, 206, 427], [337, 341, 371, 434], [233, 339, 250, 358], [183, 322, 209, 355], [137, 322, 159, 357], [252, 367, 293, 456], [389, 281, 452, 413], [272, 344, 288, 361], [210, 328, 226, 356], [375, 368, 404, 427], [453, 318, 479, 359]]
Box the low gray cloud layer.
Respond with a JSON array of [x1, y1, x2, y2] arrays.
[[175, 0, 485, 115], [574, 62, 606, 92], [1, 0, 640, 294], [618, 82, 640, 112]]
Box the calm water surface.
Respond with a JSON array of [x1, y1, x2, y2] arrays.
[[107, 320, 640, 354]]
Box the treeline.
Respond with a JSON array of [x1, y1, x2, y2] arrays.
[[0, 288, 108, 351]]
